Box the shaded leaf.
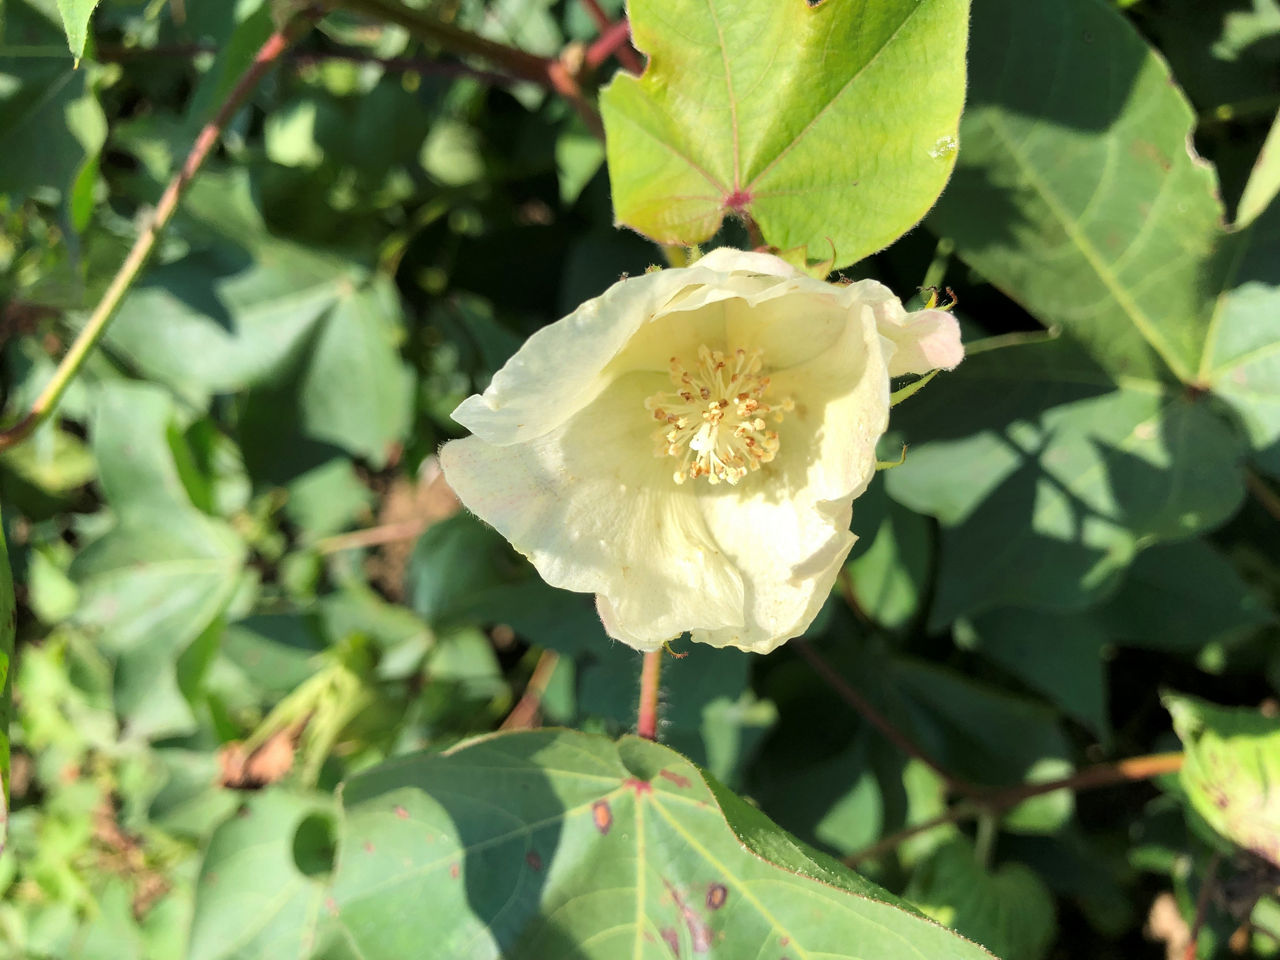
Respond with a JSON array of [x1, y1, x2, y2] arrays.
[[297, 276, 413, 467], [0, 506, 13, 845], [601, 0, 969, 267], [70, 384, 246, 738], [1098, 540, 1273, 655], [887, 337, 1245, 624], [187, 791, 338, 960], [906, 839, 1056, 960], [0, 1, 107, 202], [54, 0, 99, 59], [929, 0, 1224, 383], [960, 608, 1109, 738], [1199, 183, 1280, 478]]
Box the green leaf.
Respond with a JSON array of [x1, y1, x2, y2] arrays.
[[187, 790, 338, 960], [1098, 540, 1273, 655], [0, 1, 107, 203], [106, 239, 366, 406], [1165, 693, 1280, 868], [889, 659, 1074, 833], [960, 608, 1109, 738], [930, 0, 1280, 479], [0, 506, 13, 849], [1235, 110, 1280, 230], [846, 475, 931, 629], [70, 383, 247, 739], [54, 0, 98, 60], [297, 276, 413, 467], [886, 337, 1246, 624], [303, 730, 994, 959], [928, 0, 1225, 383], [1199, 182, 1280, 478], [600, 0, 970, 268], [906, 839, 1056, 960]]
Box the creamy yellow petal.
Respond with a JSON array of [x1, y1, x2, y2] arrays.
[[441, 373, 745, 652], [691, 310, 889, 652], [866, 294, 965, 377]]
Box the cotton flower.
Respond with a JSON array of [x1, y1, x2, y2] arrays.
[[440, 249, 962, 654]]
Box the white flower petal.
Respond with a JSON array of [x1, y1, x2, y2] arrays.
[[441, 247, 962, 655], [441, 373, 745, 651], [690, 309, 889, 653], [693, 247, 805, 278], [867, 294, 965, 377]]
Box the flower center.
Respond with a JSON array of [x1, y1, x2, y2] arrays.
[[644, 344, 792, 485]]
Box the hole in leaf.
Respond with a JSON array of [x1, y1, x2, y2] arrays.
[[292, 812, 338, 878]]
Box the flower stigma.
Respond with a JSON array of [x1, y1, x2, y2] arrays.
[[644, 344, 793, 486]]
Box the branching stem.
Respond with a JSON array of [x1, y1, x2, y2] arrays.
[[794, 642, 984, 798], [844, 750, 1185, 865], [0, 11, 319, 452]]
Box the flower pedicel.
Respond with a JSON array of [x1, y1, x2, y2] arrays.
[[440, 248, 962, 654]]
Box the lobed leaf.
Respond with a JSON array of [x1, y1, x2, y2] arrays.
[[601, 0, 970, 268], [189, 729, 998, 959]]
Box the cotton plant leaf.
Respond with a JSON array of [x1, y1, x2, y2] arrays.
[[929, 0, 1224, 384], [0, 0, 107, 202], [886, 336, 1245, 624], [600, 0, 970, 268], [54, 0, 100, 59], [106, 173, 368, 406], [906, 839, 1056, 960], [70, 383, 247, 738], [1165, 693, 1280, 868], [1234, 109, 1280, 231], [188, 730, 998, 959], [1198, 163, 1280, 478], [930, 0, 1280, 479]]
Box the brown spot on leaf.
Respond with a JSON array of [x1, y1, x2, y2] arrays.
[[659, 769, 691, 789], [363, 841, 375, 854], [665, 881, 712, 953], [706, 883, 727, 910], [450, 862, 460, 879], [593, 800, 613, 834], [661, 928, 681, 956], [624, 777, 653, 795], [394, 805, 409, 819], [1131, 139, 1171, 172], [324, 897, 339, 917], [526, 850, 543, 871]]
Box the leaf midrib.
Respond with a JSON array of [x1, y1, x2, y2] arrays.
[[743, 0, 927, 192], [983, 111, 1193, 383]]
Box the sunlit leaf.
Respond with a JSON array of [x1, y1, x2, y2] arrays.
[[601, 0, 970, 268], [1166, 693, 1280, 868]]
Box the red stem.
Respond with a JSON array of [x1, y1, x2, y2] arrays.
[[636, 650, 663, 740], [585, 19, 643, 73], [795, 642, 984, 798]]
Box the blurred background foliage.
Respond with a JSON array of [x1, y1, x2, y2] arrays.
[[0, 0, 1279, 957]]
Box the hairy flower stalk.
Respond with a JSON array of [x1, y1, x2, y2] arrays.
[[441, 249, 962, 654]]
